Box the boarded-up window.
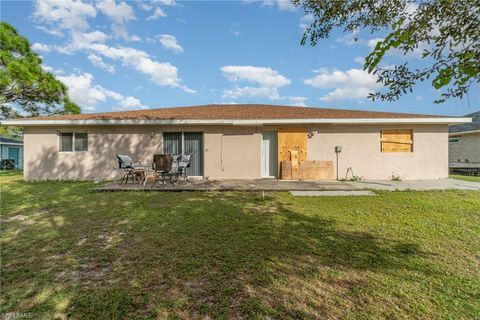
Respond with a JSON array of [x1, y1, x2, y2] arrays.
[[380, 129, 413, 153]]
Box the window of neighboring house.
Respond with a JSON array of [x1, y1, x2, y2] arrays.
[[380, 129, 413, 153], [59, 132, 88, 152], [449, 138, 460, 143]]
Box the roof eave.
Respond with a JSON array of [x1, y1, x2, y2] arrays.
[[449, 129, 480, 136], [0, 117, 471, 126]]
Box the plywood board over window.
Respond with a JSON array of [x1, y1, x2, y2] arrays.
[[381, 129, 413, 152], [277, 128, 307, 175]]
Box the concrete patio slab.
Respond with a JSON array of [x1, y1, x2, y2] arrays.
[[98, 179, 360, 192], [345, 178, 480, 191], [290, 191, 376, 196], [97, 178, 480, 192]]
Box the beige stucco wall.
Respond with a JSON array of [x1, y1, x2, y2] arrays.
[[449, 133, 480, 163], [23, 123, 448, 181], [23, 125, 262, 181], [307, 124, 449, 180]]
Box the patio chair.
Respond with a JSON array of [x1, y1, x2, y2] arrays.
[[151, 154, 180, 186], [178, 154, 192, 181], [116, 154, 145, 185]]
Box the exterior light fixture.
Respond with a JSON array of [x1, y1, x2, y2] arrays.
[[335, 145, 342, 180]]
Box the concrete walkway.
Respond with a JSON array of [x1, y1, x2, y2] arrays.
[[290, 191, 376, 196], [345, 178, 480, 191]]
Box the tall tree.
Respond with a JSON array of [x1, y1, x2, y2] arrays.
[[0, 22, 80, 119], [294, 0, 480, 103]]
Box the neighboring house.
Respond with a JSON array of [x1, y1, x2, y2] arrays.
[[449, 110, 480, 170], [1, 104, 471, 181], [0, 136, 23, 169]]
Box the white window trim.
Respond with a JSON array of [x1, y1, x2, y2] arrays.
[[59, 132, 88, 153]]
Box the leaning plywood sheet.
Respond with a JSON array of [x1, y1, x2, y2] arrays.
[[299, 161, 334, 180], [278, 128, 307, 177], [281, 161, 292, 180], [290, 150, 299, 180]]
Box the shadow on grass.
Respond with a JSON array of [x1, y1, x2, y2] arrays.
[[1, 179, 433, 319]]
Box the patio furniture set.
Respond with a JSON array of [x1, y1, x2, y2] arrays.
[[116, 154, 192, 186]]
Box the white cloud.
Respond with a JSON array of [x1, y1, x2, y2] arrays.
[[139, 2, 153, 11], [154, 0, 176, 6], [95, 0, 135, 40], [354, 56, 365, 64], [57, 73, 146, 111], [141, 0, 173, 19], [146, 7, 167, 20], [304, 68, 382, 102], [336, 28, 360, 46], [32, 43, 51, 52], [35, 25, 64, 37], [221, 66, 291, 88], [57, 73, 110, 111], [367, 36, 429, 59], [72, 30, 109, 45], [87, 43, 194, 92], [157, 34, 183, 53], [129, 34, 141, 42], [230, 30, 241, 36], [87, 54, 115, 73], [110, 24, 129, 39], [118, 96, 144, 109], [299, 14, 313, 30], [33, 0, 193, 95], [33, 0, 96, 31], [223, 86, 282, 100], [367, 38, 384, 50], [260, 0, 296, 11], [96, 0, 135, 24], [42, 65, 64, 74], [288, 96, 307, 106], [50, 30, 109, 54], [221, 66, 291, 100]]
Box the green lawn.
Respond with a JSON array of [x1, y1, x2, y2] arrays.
[[450, 174, 480, 182], [1, 172, 479, 320]]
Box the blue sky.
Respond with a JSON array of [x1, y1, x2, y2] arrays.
[[2, 0, 479, 116]]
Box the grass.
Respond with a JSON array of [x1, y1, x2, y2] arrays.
[[1, 171, 479, 319], [450, 174, 480, 182]]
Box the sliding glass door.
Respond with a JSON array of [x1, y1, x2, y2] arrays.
[[163, 132, 203, 176]]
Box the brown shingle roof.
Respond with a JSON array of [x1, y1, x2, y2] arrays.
[[24, 104, 445, 121]]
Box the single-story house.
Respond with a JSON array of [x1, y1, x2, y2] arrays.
[[0, 136, 23, 169], [1, 104, 471, 181], [449, 110, 480, 173]]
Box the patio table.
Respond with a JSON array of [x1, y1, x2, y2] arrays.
[[134, 165, 155, 186]]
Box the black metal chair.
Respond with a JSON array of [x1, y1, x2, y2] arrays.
[[116, 154, 144, 185], [0, 159, 15, 170], [151, 154, 180, 186], [178, 154, 192, 181]]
